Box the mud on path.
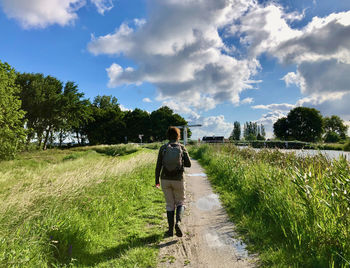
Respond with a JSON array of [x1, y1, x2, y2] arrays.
[[157, 160, 257, 268]]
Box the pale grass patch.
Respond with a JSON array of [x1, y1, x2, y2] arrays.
[[0, 150, 157, 215]]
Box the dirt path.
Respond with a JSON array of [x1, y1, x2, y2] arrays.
[[157, 159, 257, 268]]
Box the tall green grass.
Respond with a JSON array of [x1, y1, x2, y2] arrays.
[[0, 145, 165, 267], [190, 144, 350, 267]]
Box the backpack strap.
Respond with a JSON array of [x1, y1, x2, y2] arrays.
[[162, 142, 170, 157]]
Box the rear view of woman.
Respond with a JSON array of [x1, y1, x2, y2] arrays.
[[155, 126, 191, 237]]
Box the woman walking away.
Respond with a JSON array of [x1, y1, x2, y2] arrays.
[[155, 126, 191, 237]]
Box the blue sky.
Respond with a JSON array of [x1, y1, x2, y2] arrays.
[[1, 0, 349, 139]]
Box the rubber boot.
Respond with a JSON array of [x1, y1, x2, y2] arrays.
[[175, 205, 184, 237], [165, 211, 174, 237]]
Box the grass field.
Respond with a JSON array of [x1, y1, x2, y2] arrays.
[[0, 144, 165, 267], [190, 144, 350, 267]]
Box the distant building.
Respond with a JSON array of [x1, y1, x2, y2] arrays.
[[202, 136, 224, 143]]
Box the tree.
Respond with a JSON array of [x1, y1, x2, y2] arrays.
[[243, 121, 265, 140], [230, 121, 241, 140], [0, 61, 26, 159], [16, 73, 64, 149], [40, 76, 64, 149], [274, 107, 324, 142], [323, 115, 348, 141], [84, 95, 126, 145], [150, 106, 188, 141], [124, 108, 151, 142], [273, 117, 289, 140], [256, 124, 266, 140], [243, 122, 254, 140], [58, 81, 91, 146], [261, 124, 266, 138], [287, 107, 323, 142], [16, 73, 43, 146]]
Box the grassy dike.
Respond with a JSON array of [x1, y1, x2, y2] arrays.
[[0, 145, 165, 267], [189, 144, 350, 267]]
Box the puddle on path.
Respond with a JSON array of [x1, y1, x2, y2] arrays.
[[205, 232, 224, 248], [187, 173, 207, 177], [205, 230, 249, 259], [196, 194, 221, 211], [231, 239, 249, 259]]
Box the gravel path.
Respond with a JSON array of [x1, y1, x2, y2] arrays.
[[157, 160, 257, 268]]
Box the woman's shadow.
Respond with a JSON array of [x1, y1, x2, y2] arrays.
[[52, 232, 178, 267]]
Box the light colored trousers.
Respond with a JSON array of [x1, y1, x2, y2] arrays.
[[161, 179, 185, 211]]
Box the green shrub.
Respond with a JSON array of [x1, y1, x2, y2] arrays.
[[187, 139, 198, 145], [93, 144, 139, 156], [62, 151, 90, 161], [324, 132, 341, 143], [344, 140, 350, 152], [317, 143, 344, 151], [142, 142, 162, 150]]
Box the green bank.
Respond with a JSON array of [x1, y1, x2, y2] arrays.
[[0, 144, 165, 267], [190, 144, 350, 267]]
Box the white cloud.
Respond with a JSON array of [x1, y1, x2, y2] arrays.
[[156, 99, 234, 139], [238, 4, 302, 56], [271, 11, 350, 100], [255, 110, 288, 138], [161, 99, 200, 120], [119, 104, 131, 112], [252, 103, 295, 111], [134, 18, 146, 27], [296, 93, 350, 121], [106, 63, 139, 87], [238, 6, 350, 119], [252, 102, 294, 138], [274, 11, 350, 64], [0, 0, 83, 28], [89, 23, 134, 56], [237, 3, 350, 94], [238, 5, 350, 65], [87, 0, 350, 124], [282, 72, 301, 88], [88, 0, 261, 110], [274, 95, 350, 137], [282, 60, 350, 96], [190, 115, 234, 140], [241, 97, 254, 105], [0, 0, 114, 28], [91, 0, 113, 15], [142, 97, 152, 103]]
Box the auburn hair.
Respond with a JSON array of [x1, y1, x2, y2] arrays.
[[167, 126, 181, 141]]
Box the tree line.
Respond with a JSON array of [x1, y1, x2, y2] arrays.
[[0, 61, 188, 160], [229, 107, 348, 143], [273, 107, 348, 143], [229, 121, 266, 141]]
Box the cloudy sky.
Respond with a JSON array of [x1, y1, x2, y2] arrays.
[[1, 0, 349, 139]]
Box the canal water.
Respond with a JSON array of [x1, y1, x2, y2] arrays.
[[238, 146, 350, 161]]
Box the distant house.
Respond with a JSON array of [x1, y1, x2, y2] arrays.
[[202, 136, 224, 143]]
